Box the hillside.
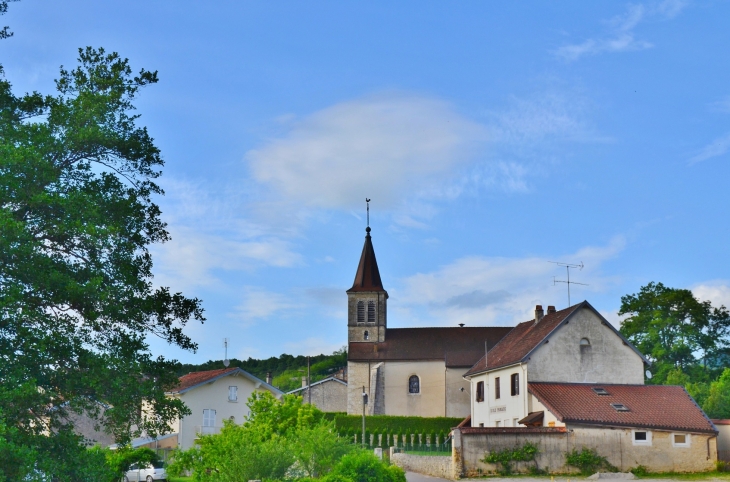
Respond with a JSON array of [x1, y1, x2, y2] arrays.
[[176, 347, 347, 393]]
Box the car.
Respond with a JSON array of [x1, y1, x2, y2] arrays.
[[123, 461, 167, 482]]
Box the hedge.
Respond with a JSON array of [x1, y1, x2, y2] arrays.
[[326, 414, 463, 434]]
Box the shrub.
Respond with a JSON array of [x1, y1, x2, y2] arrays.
[[482, 442, 538, 475], [631, 465, 649, 476], [326, 450, 405, 482], [565, 447, 617, 475]]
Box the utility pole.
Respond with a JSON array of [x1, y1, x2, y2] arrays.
[[362, 386, 367, 448], [307, 355, 311, 405]]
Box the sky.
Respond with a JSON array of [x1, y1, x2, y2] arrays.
[[2, 1, 730, 364]]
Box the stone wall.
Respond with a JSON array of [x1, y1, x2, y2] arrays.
[[298, 379, 348, 412], [390, 452, 453, 479], [453, 426, 717, 478]]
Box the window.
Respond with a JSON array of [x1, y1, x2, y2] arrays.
[[495, 377, 501, 399], [203, 409, 216, 428], [611, 403, 630, 412], [476, 381, 484, 402], [592, 387, 609, 395], [511, 373, 520, 396], [580, 338, 591, 345], [672, 433, 690, 447], [409, 375, 420, 394], [513, 418, 519, 427], [367, 301, 376, 323], [495, 420, 501, 427], [632, 430, 652, 446], [364, 330, 369, 340], [479, 423, 484, 427], [357, 301, 365, 323], [228, 386, 238, 402]]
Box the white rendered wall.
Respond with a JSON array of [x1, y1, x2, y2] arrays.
[[470, 364, 528, 427]]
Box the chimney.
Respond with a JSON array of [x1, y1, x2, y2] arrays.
[[266, 372, 272, 385], [302, 376, 307, 388], [547, 305, 556, 315], [534, 305, 544, 324]]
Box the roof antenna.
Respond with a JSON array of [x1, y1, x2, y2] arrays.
[[223, 338, 230, 367], [549, 261, 588, 307]]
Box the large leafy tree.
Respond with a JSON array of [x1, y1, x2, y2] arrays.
[[619, 282, 730, 384], [0, 45, 204, 478]]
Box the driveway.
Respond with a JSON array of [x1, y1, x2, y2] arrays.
[[405, 473, 451, 482]]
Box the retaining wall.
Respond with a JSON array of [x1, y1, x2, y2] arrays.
[[390, 451, 453, 479]]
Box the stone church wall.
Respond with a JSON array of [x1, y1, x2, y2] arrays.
[[297, 380, 347, 413]]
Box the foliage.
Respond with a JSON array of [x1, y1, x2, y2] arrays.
[[565, 447, 616, 475], [619, 282, 730, 384], [323, 451, 406, 482], [98, 446, 159, 482], [482, 442, 538, 475], [168, 392, 352, 480], [0, 46, 204, 478], [702, 368, 730, 418], [177, 347, 348, 392], [631, 465, 650, 477], [332, 414, 462, 435]]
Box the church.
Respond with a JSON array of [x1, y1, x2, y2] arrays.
[[345, 226, 512, 418]]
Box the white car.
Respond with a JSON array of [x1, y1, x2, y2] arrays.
[[123, 462, 167, 482]]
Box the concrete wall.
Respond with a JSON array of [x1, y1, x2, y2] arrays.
[[384, 360, 446, 417], [65, 407, 116, 447], [445, 368, 471, 418], [527, 308, 645, 384], [391, 452, 453, 479], [714, 421, 730, 460], [453, 426, 717, 477], [175, 373, 274, 450], [347, 360, 371, 415], [295, 380, 348, 413]]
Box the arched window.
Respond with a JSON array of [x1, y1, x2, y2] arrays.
[[580, 338, 590, 346], [357, 301, 365, 323], [364, 330, 369, 340], [367, 301, 376, 323], [409, 375, 420, 394]]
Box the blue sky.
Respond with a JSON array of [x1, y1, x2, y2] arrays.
[[3, 1, 730, 364]]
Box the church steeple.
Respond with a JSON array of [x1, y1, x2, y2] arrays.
[[347, 227, 386, 293], [347, 210, 388, 344]]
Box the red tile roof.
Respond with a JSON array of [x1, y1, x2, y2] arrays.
[[529, 382, 716, 434], [170, 368, 238, 393], [347, 229, 386, 293], [464, 304, 581, 376], [348, 327, 513, 367]]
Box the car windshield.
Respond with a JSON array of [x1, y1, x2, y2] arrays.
[[152, 461, 165, 469]]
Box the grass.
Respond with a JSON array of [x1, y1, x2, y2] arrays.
[[631, 471, 730, 480], [168, 477, 193, 482], [403, 450, 452, 456]]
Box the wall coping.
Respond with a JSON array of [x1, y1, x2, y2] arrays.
[[457, 427, 567, 434]]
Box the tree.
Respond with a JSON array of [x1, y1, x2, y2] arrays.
[[703, 368, 730, 419], [619, 282, 730, 384], [0, 46, 204, 479]]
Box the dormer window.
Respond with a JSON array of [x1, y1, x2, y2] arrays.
[[357, 301, 365, 323], [364, 330, 369, 340], [367, 301, 376, 323], [611, 403, 630, 412], [592, 387, 609, 396]]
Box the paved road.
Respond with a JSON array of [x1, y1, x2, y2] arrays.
[[405, 472, 450, 482]]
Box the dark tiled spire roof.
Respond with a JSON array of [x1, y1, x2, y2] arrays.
[[347, 227, 386, 293]]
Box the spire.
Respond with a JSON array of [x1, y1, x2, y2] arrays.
[[347, 226, 386, 293]]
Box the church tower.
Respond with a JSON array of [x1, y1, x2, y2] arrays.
[[347, 226, 388, 343]]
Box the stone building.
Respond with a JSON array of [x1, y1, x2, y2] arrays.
[[345, 226, 512, 418], [287, 376, 348, 413]]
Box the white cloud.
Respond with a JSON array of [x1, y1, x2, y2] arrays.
[[554, 1, 686, 61], [710, 96, 730, 113], [689, 132, 730, 164], [246, 93, 487, 210], [394, 237, 626, 327], [230, 287, 297, 326], [692, 281, 730, 308]]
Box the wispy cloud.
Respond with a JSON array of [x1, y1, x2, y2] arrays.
[[688, 132, 730, 165], [246, 93, 487, 210], [230, 287, 297, 326], [554, 1, 687, 61], [393, 237, 626, 327], [691, 280, 730, 308]]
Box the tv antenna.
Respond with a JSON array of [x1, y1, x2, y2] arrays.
[[223, 338, 230, 367], [550, 261, 588, 307]]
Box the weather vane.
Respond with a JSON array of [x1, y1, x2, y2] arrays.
[[366, 198, 370, 228], [549, 261, 588, 307]]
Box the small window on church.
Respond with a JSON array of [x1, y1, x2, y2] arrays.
[[357, 301, 365, 323], [364, 330, 369, 340], [367, 301, 376, 323], [409, 375, 420, 394]]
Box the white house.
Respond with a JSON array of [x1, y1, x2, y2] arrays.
[[167, 367, 282, 450]]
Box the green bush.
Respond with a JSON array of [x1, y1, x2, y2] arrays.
[[324, 450, 405, 482], [631, 465, 649, 476], [482, 442, 538, 475], [565, 447, 617, 475]]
